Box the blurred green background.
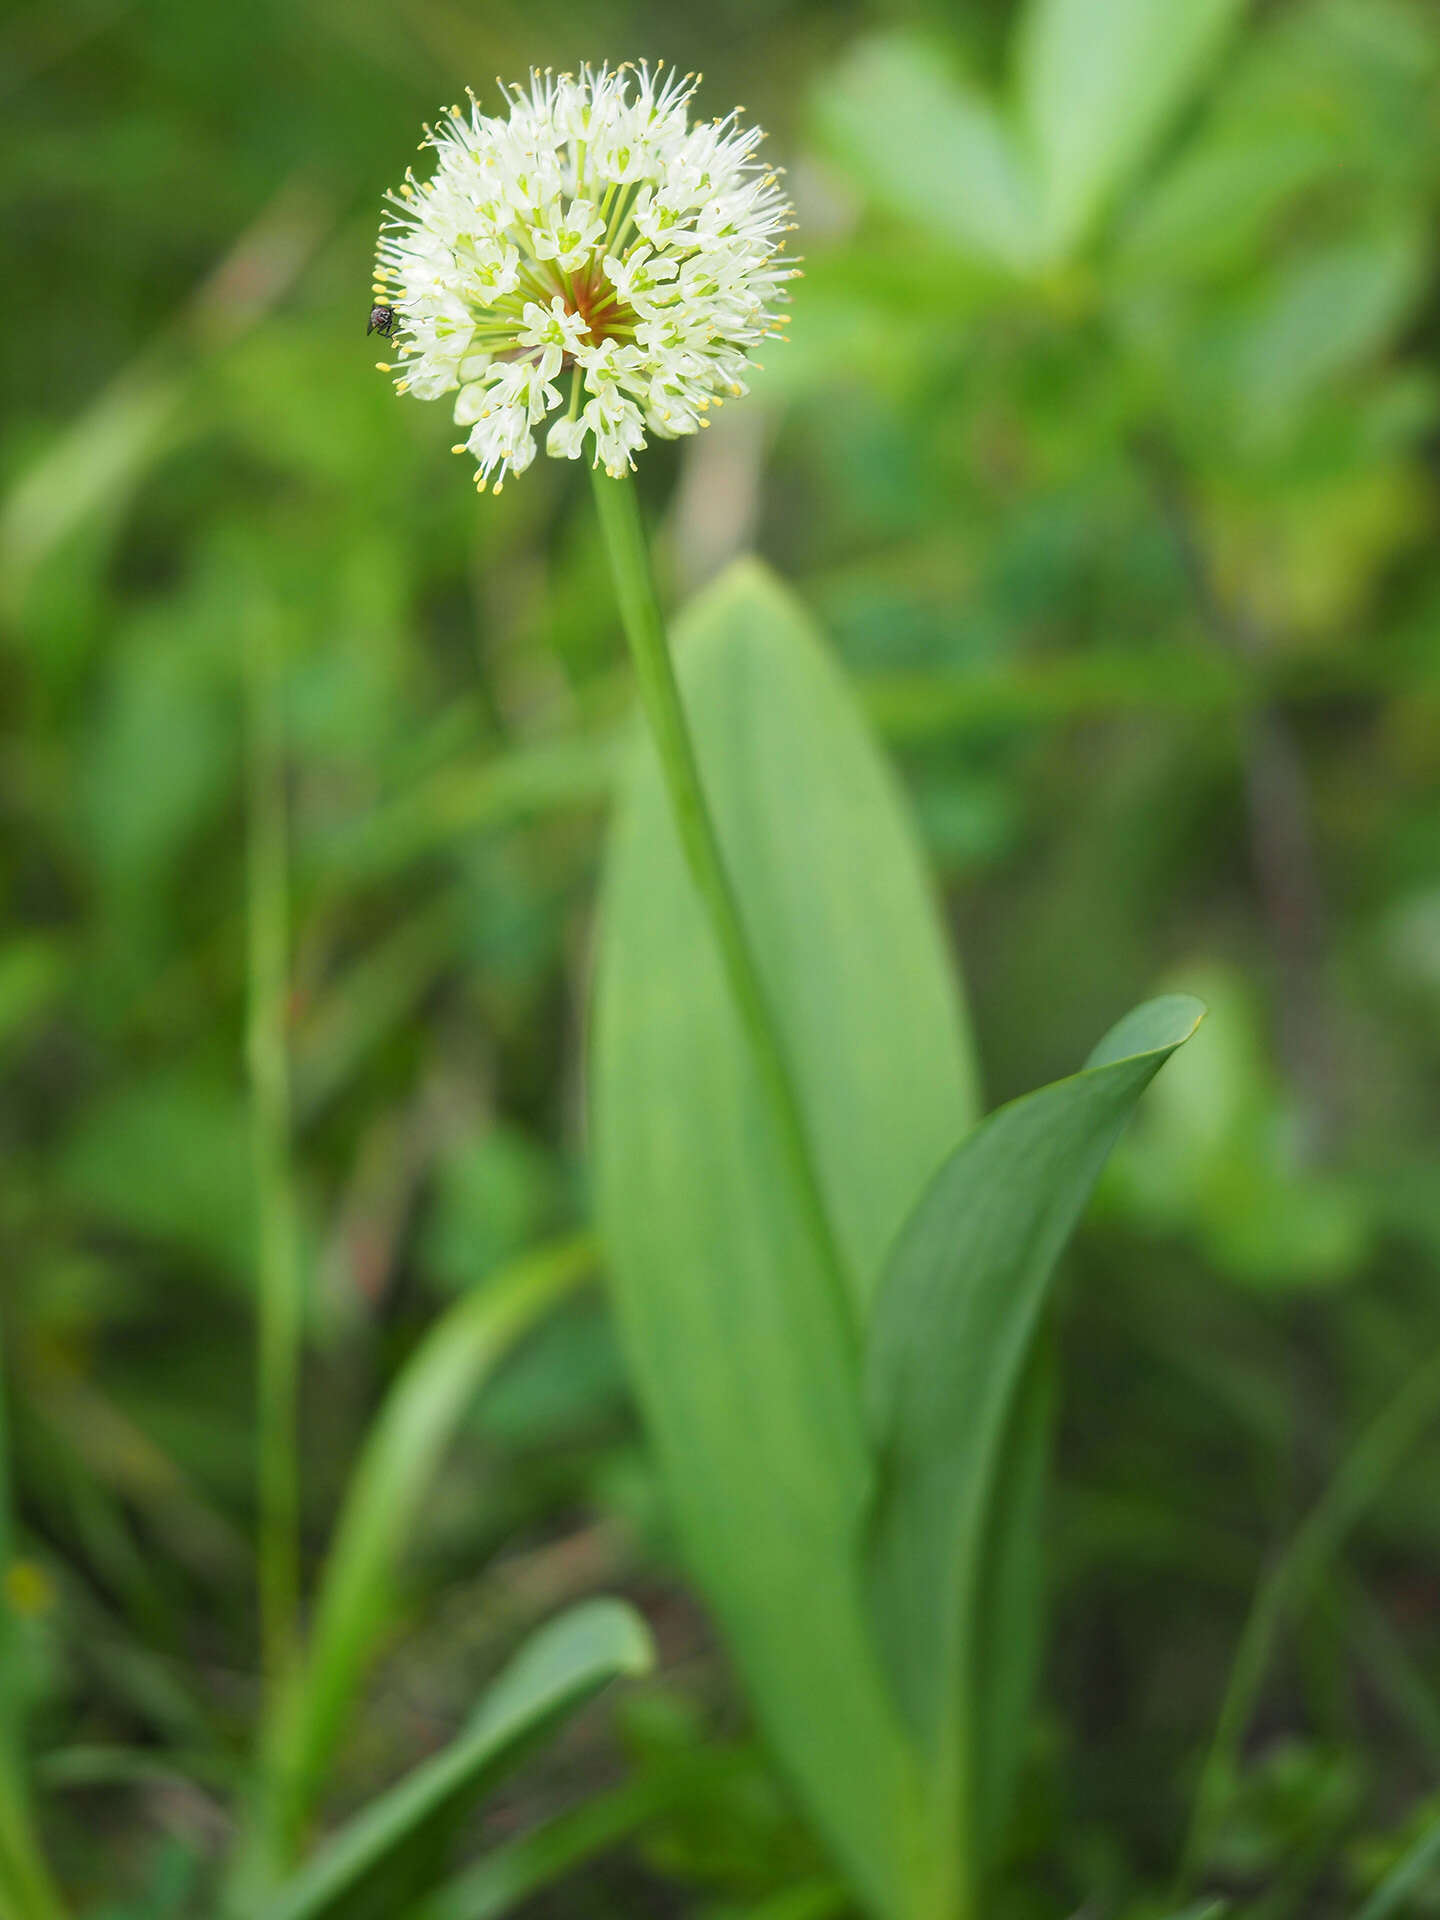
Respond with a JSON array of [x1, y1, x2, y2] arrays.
[[5, 0, 1440, 1912]]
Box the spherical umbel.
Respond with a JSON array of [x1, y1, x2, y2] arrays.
[[372, 64, 796, 493]]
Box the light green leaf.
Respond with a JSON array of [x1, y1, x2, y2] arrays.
[[1016, 0, 1246, 259], [864, 995, 1204, 1889], [813, 36, 1045, 275], [255, 1600, 652, 1920], [1233, 227, 1429, 443], [272, 1237, 594, 1840], [593, 559, 978, 1915]]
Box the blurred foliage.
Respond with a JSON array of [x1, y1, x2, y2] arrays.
[[4, 0, 1440, 1913]]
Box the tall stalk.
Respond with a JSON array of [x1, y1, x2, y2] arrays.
[[244, 610, 304, 1762], [589, 471, 855, 1352]]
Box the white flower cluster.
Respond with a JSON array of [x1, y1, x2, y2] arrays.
[[373, 65, 797, 492]]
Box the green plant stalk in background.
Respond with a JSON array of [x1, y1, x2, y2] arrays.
[[244, 606, 305, 1858], [1177, 1337, 1440, 1895], [0, 1327, 67, 1920], [589, 472, 857, 1355]]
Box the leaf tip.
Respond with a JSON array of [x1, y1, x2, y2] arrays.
[[1084, 993, 1207, 1071]]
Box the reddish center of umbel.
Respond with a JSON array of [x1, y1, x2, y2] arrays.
[[564, 265, 636, 350]]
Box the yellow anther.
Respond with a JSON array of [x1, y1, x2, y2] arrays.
[[451, 443, 466, 453], [374, 361, 392, 371], [396, 380, 410, 393]]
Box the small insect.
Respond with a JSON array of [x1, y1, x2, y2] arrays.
[[367, 303, 398, 339]]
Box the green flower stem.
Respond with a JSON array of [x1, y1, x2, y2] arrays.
[[244, 610, 304, 1742], [590, 470, 855, 1354]]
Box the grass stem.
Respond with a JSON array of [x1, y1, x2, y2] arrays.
[[0, 1321, 67, 1919], [1176, 1341, 1440, 1895], [244, 609, 304, 1788]]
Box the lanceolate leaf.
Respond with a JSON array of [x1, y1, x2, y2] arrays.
[[1017, 0, 1245, 260], [593, 559, 978, 1915], [864, 996, 1204, 1890], [271, 1237, 595, 1842], [813, 35, 1045, 275], [255, 1600, 652, 1920]]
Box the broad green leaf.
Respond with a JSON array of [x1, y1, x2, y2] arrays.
[[271, 1237, 594, 1840], [813, 36, 1045, 275], [1016, 0, 1245, 260], [593, 559, 978, 1915], [864, 996, 1204, 1888], [255, 1600, 652, 1920]]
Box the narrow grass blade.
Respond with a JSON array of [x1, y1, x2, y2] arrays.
[[1354, 1810, 1440, 1920], [256, 1600, 652, 1920], [411, 1773, 675, 1920], [864, 996, 1204, 1902], [0, 1808, 69, 1920], [1178, 1339, 1440, 1893], [593, 559, 978, 1915], [273, 1236, 594, 1840], [0, 1321, 68, 1920], [732, 1886, 852, 1920]]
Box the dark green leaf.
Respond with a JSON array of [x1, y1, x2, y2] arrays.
[[864, 996, 1204, 1880]]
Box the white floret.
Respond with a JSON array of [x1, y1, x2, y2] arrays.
[[373, 62, 796, 489]]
